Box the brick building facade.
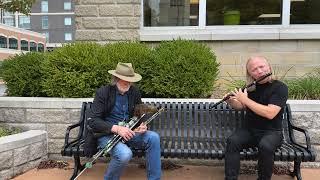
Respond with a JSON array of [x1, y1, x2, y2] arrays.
[[0, 24, 46, 60]]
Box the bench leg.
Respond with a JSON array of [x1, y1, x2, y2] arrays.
[[290, 160, 302, 180], [70, 154, 83, 180]]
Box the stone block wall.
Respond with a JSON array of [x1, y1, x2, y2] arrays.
[[0, 98, 91, 160], [203, 40, 320, 80], [75, 0, 140, 42], [0, 130, 47, 179]]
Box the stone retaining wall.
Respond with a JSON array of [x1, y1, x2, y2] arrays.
[[0, 97, 319, 162], [0, 130, 47, 179]]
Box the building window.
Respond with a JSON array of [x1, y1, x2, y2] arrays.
[[64, 32, 72, 41], [43, 32, 49, 43], [21, 40, 29, 51], [42, 16, 49, 29], [143, 0, 320, 27], [64, 17, 72, 26], [41, 1, 48, 13], [64, 2, 72, 10], [9, 38, 18, 50], [30, 42, 37, 51], [38, 43, 44, 52], [0, 36, 7, 48], [3, 17, 15, 26], [206, 0, 282, 25], [144, 0, 199, 26], [290, 0, 320, 24], [19, 15, 31, 29], [3, 11, 15, 26]]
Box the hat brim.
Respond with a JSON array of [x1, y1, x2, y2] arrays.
[[108, 70, 142, 82]]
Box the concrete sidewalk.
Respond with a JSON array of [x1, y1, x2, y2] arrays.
[[13, 162, 320, 180]]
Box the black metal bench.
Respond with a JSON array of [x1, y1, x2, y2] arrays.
[[61, 100, 316, 180]]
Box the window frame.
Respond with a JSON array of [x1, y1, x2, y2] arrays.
[[64, 17, 72, 26], [30, 41, 37, 52], [18, 15, 31, 29], [38, 43, 45, 52], [64, 2, 72, 10], [8, 37, 18, 50], [0, 35, 8, 48], [140, 0, 320, 41], [20, 39, 29, 51], [41, 1, 49, 13], [64, 32, 72, 41], [42, 16, 49, 29]]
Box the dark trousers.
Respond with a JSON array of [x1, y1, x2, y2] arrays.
[[225, 128, 283, 180]]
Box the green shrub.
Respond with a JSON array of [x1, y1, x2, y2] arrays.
[[140, 40, 220, 98], [41, 42, 112, 97], [0, 52, 45, 96], [103, 41, 155, 91], [286, 70, 320, 100], [1, 41, 221, 98], [41, 42, 154, 98], [0, 125, 22, 137]]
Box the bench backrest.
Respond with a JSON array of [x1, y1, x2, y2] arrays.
[[146, 102, 290, 142], [79, 101, 292, 144]]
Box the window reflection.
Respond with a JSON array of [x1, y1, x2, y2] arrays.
[[9, 38, 18, 50], [30, 42, 37, 52], [21, 40, 29, 51], [3, 12, 15, 27], [42, 16, 49, 29], [290, 0, 320, 24], [206, 0, 282, 25], [19, 16, 31, 29], [144, 0, 199, 26], [38, 43, 44, 52], [0, 36, 7, 48]]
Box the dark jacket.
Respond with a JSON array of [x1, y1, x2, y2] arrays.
[[87, 84, 142, 134], [84, 84, 142, 157]]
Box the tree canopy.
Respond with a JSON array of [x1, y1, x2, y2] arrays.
[[0, 0, 35, 15]]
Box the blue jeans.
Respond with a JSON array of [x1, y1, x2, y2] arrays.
[[97, 131, 161, 180]]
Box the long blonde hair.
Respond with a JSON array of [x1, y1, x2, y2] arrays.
[[245, 56, 273, 92]]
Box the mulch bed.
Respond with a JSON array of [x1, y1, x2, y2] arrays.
[[239, 163, 291, 175], [138, 160, 183, 170], [37, 159, 69, 169]]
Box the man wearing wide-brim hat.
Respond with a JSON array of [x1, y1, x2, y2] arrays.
[[86, 62, 161, 180]]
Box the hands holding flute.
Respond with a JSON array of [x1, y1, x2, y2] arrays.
[[111, 123, 147, 141], [224, 88, 248, 110]]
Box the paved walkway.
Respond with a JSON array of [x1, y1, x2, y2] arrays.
[[13, 162, 320, 180]]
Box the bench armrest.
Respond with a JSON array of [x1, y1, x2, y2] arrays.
[[63, 122, 81, 149], [289, 123, 312, 150]]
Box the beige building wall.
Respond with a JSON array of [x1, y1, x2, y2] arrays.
[[204, 40, 320, 79], [75, 1, 320, 80]]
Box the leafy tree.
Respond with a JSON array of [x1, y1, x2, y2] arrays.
[[0, 0, 35, 15]]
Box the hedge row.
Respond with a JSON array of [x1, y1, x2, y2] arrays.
[[0, 40, 220, 98]]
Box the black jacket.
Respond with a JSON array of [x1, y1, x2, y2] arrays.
[[87, 84, 142, 135], [83, 84, 142, 157]]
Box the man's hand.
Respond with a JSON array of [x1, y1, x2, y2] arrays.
[[134, 122, 147, 134], [224, 88, 246, 110], [231, 88, 248, 104], [112, 125, 135, 141]]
